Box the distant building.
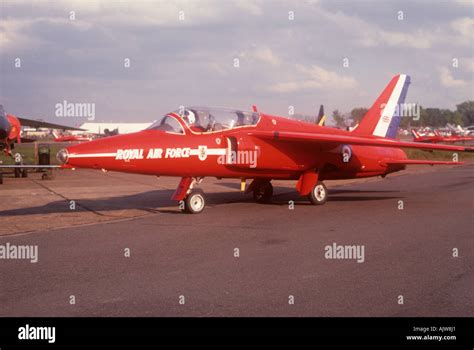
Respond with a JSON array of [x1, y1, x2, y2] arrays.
[[78, 122, 154, 135]]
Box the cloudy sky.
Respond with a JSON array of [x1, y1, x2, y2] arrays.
[[1, 0, 473, 126]]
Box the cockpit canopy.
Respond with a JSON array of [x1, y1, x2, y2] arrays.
[[147, 106, 260, 134]]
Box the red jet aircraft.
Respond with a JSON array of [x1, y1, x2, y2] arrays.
[[52, 131, 93, 142], [57, 74, 474, 213], [412, 129, 474, 143], [0, 104, 84, 156]]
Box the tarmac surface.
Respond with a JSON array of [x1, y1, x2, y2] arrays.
[[0, 165, 472, 316]]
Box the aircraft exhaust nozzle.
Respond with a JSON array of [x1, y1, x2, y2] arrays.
[[57, 149, 69, 164]]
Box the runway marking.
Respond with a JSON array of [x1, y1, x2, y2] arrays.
[[1, 164, 471, 238], [0, 210, 165, 238], [31, 179, 113, 218]]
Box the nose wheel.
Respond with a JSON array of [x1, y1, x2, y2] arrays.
[[308, 181, 328, 205], [182, 189, 206, 214]]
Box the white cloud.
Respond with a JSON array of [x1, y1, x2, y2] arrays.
[[464, 59, 474, 73], [450, 17, 474, 46], [269, 64, 358, 93], [439, 67, 467, 87], [454, 0, 473, 5], [252, 47, 281, 66], [377, 30, 433, 49], [208, 61, 229, 76], [2, 0, 472, 118], [320, 10, 435, 49], [234, 0, 263, 16], [0, 19, 29, 50]]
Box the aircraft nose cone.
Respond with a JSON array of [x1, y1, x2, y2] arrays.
[[56, 148, 69, 164]]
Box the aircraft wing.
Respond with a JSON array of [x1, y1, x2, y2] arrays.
[[248, 131, 474, 153], [18, 117, 85, 131]]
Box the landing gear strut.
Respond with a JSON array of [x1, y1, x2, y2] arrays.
[[13, 153, 28, 178], [308, 181, 328, 205], [253, 180, 273, 203], [175, 177, 207, 214]]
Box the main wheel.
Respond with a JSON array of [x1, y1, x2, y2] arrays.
[[253, 180, 273, 203], [308, 181, 328, 205], [183, 189, 206, 214]]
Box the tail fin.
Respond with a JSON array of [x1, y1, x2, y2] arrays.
[[354, 74, 410, 139], [317, 105, 326, 126], [434, 129, 441, 137]]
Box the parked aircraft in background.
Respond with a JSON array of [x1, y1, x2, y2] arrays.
[[412, 129, 474, 143], [447, 123, 472, 137], [0, 104, 82, 183], [52, 130, 93, 142], [0, 104, 84, 157]]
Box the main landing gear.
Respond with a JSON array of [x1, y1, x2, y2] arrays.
[[250, 179, 328, 205], [172, 176, 328, 214], [252, 180, 273, 204]]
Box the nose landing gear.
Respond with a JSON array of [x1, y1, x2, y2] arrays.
[[173, 177, 207, 214], [182, 189, 206, 214]]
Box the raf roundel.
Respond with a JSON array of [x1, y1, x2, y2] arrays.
[[341, 144, 352, 163]]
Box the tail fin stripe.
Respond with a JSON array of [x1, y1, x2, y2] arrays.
[[373, 74, 409, 138], [386, 76, 410, 138]]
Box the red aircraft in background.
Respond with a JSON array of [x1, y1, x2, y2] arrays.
[[412, 129, 474, 143], [56, 74, 473, 213], [0, 104, 83, 182], [0, 104, 84, 156], [52, 130, 93, 142]]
